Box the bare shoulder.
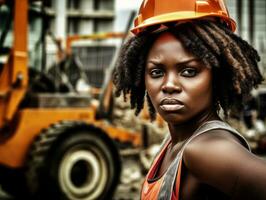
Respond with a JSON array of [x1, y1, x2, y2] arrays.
[[182, 129, 266, 198], [183, 129, 250, 167]]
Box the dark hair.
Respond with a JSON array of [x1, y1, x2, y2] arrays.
[[113, 20, 264, 120]]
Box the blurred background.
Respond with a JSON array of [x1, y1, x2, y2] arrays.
[[0, 0, 265, 199]]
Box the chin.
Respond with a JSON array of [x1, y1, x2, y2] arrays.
[[160, 112, 189, 125]]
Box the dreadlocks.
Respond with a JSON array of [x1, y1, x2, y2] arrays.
[[113, 20, 264, 121]]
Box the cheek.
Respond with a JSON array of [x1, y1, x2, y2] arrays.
[[183, 74, 213, 105]]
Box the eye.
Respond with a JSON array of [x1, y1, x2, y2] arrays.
[[149, 68, 164, 78], [180, 68, 198, 77]]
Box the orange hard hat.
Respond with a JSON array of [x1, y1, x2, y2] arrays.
[[131, 0, 236, 35]]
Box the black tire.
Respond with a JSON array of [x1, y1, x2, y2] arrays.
[[26, 121, 121, 200], [0, 167, 28, 198]]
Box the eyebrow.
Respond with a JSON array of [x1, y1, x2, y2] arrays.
[[177, 58, 201, 65], [147, 58, 200, 66]]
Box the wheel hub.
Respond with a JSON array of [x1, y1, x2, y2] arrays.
[[59, 148, 108, 200]]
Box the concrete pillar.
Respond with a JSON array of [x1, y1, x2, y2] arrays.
[[55, 0, 67, 40]]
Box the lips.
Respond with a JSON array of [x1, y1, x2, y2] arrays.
[[159, 98, 184, 112]]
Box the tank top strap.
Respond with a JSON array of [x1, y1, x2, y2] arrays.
[[180, 120, 251, 153], [157, 148, 182, 200]]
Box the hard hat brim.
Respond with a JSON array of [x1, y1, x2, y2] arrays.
[[131, 11, 236, 35]]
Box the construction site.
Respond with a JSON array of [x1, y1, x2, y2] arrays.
[[0, 0, 265, 199]]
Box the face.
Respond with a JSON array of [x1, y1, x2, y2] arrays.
[[145, 32, 213, 124]]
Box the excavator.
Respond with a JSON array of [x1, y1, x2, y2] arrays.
[[0, 0, 142, 199]]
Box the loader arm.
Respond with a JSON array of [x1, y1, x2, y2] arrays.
[[96, 11, 136, 119], [0, 0, 28, 129]]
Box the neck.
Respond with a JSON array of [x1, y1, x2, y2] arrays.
[[168, 109, 220, 145]]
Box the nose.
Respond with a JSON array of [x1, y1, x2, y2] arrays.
[[161, 72, 182, 94]]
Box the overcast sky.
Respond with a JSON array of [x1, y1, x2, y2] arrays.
[[115, 0, 143, 11], [114, 0, 143, 31]]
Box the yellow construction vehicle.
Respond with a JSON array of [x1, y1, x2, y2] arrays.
[[0, 0, 141, 199]]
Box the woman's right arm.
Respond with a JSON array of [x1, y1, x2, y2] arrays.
[[183, 129, 266, 199]]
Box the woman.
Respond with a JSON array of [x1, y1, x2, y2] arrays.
[[113, 0, 266, 199]]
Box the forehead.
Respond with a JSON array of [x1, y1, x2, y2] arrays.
[[147, 32, 195, 60]]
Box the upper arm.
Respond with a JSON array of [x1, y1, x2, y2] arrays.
[[183, 130, 266, 199]]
